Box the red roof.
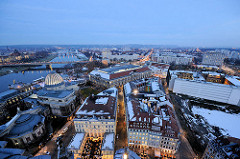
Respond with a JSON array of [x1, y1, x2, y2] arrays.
[[109, 66, 150, 80]]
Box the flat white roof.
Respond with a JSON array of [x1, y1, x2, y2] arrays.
[[95, 97, 109, 105], [68, 133, 85, 149], [226, 76, 240, 87], [102, 133, 114, 150], [127, 101, 134, 120], [97, 87, 118, 98]]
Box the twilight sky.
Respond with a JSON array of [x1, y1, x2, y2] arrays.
[[0, 0, 240, 47]]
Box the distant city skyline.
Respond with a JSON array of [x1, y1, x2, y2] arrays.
[[0, 0, 240, 47]]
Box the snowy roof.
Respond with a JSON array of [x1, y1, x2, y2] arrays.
[[158, 100, 173, 108], [90, 65, 149, 80], [99, 65, 139, 74], [102, 133, 114, 150], [97, 87, 118, 98], [7, 114, 45, 138], [68, 133, 85, 149], [226, 76, 240, 87], [90, 70, 110, 79], [75, 94, 117, 119], [124, 83, 132, 96], [160, 96, 166, 102], [37, 89, 73, 99], [127, 101, 134, 120], [202, 71, 224, 76], [151, 81, 160, 92], [197, 65, 219, 69], [0, 89, 18, 102], [115, 148, 140, 159], [95, 97, 109, 105], [76, 110, 110, 115]]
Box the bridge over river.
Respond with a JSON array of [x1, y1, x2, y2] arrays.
[[0, 60, 88, 67]]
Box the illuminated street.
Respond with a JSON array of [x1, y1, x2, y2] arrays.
[[169, 93, 198, 159], [115, 87, 128, 151], [35, 120, 75, 159]]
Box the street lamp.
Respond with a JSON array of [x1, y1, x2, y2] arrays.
[[124, 153, 128, 159], [133, 89, 138, 95]]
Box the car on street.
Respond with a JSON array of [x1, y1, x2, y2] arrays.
[[45, 151, 50, 155], [62, 127, 68, 133]]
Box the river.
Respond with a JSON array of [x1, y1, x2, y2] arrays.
[[0, 53, 87, 93], [0, 70, 51, 93]]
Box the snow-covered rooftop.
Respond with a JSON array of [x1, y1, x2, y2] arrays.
[[76, 110, 110, 115], [127, 101, 134, 120], [226, 76, 240, 87], [151, 81, 160, 92], [124, 83, 132, 96], [90, 70, 110, 79], [68, 133, 85, 149], [95, 97, 109, 105], [97, 87, 118, 98], [102, 133, 114, 150], [114, 148, 140, 159]]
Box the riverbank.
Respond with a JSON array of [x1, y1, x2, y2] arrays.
[[0, 54, 57, 77]]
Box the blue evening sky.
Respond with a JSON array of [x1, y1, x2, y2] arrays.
[[0, 0, 240, 47]]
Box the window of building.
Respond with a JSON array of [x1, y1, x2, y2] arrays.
[[26, 137, 31, 143]]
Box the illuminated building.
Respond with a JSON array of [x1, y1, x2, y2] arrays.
[[152, 52, 193, 65], [149, 62, 170, 79], [0, 82, 33, 124], [0, 107, 46, 148], [115, 148, 141, 159], [69, 87, 118, 159], [124, 78, 180, 158], [202, 136, 240, 159], [36, 72, 78, 117], [202, 52, 226, 66], [89, 64, 151, 87]]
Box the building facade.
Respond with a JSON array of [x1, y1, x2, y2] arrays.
[[0, 107, 46, 148], [89, 65, 152, 87], [202, 136, 240, 159], [124, 78, 180, 158], [36, 72, 78, 117], [70, 87, 118, 159], [0, 85, 33, 125], [152, 52, 193, 65], [202, 52, 226, 66], [149, 62, 170, 79]]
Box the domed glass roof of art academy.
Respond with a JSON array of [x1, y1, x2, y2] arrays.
[[44, 72, 64, 87]]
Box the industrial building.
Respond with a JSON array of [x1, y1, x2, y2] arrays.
[[169, 71, 240, 106]]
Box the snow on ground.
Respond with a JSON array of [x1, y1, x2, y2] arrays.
[[192, 106, 240, 139]]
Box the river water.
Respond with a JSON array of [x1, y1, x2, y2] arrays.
[[0, 70, 51, 93], [0, 53, 87, 93]]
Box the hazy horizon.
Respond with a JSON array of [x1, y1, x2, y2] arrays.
[[1, 0, 240, 47]]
